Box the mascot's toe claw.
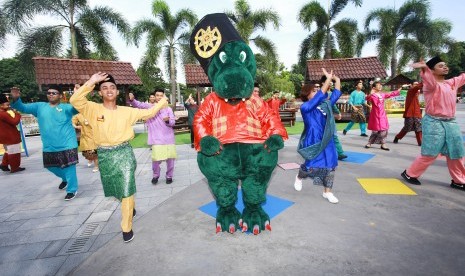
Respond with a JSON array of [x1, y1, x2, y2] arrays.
[[253, 225, 260, 235], [242, 222, 248, 233], [265, 221, 272, 231], [229, 224, 236, 234], [216, 223, 222, 234]]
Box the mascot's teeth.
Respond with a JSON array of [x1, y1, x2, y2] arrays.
[[242, 98, 245, 101], [225, 99, 229, 102]]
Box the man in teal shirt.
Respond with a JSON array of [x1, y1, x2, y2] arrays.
[[10, 85, 79, 200], [343, 81, 368, 136]]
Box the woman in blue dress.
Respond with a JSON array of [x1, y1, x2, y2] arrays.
[[294, 69, 341, 203]]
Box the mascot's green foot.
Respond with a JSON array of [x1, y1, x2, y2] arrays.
[[216, 207, 241, 234], [241, 206, 271, 235]]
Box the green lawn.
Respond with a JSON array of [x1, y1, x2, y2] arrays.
[[130, 122, 359, 148]]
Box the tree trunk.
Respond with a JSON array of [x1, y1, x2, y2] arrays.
[[324, 25, 332, 59], [69, 5, 77, 59], [169, 46, 177, 108], [390, 40, 398, 77], [70, 26, 78, 59]]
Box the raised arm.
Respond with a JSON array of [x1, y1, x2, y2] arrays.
[[9, 91, 40, 117], [70, 72, 108, 113]]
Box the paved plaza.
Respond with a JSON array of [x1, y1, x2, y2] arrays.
[[1, 108, 465, 275]]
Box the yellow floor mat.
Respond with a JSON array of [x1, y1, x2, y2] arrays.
[[357, 178, 417, 195]]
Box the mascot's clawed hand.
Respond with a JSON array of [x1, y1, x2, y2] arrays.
[[199, 135, 222, 156], [264, 134, 284, 152], [190, 13, 288, 234]]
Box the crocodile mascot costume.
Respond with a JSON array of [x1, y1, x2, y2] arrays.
[[190, 13, 288, 235]]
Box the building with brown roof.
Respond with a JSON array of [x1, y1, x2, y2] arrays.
[[33, 57, 142, 91], [184, 64, 211, 87], [305, 56, 388, 83]]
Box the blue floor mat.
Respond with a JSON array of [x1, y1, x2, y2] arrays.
[[199, 190, 294, 219], [340, 151, 375, 164]]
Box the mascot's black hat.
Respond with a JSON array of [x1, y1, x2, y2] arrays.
[[190, 13, 244, 73], [97, 74, 116, 89], [426, 56, 443, 70]]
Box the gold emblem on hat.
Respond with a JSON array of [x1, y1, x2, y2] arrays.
[[194, 26, 222, 58]]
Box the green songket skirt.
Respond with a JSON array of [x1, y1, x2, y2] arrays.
[[97, 142, 136, 200]]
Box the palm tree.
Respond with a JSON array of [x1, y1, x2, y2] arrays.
[[298, 0, 363, 68], [225, 0, 280, 69], [364, 0, 452, 76], [2, 0, 130, 60], [0, 8, 9, 48], [131, 0, 197, 104]]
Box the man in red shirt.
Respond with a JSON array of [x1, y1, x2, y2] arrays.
[[0, 93, 25, 173], [394, 82, 423, 145], [266, 91, 286, 118]]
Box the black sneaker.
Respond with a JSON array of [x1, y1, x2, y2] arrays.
[[338, 154, 348, 160], [342, 129, 347, 135], [0, 165, 10, 171], [393, 137, 399, 144], [10, 167, 26, 173], [58, 181, 68, 190], [166, 178, 173, 184], [450, 180, 465, 191], [151, 177, 158, 185], [64, 192, 77, 201], [123, 230, 134, 243], [401, 170, 421, 185], [360, 133, 368, 137], [133, 209, 136, 217]]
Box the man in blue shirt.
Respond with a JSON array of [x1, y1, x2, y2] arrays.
[[343, 81, 368, 136], [10, 85, 79, 200]]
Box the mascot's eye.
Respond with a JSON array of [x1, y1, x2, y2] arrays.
[[219, 52, 227, 63], [239, 51, 246, 62]]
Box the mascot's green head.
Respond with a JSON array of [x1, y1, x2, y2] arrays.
[[190, 13, 256, 103]]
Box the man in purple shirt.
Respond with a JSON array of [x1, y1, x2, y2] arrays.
[[129, 89, 177, 184]]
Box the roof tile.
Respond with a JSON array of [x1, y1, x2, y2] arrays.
[[33, 57, 142, 86]]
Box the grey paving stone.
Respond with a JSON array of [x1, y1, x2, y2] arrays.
[[0, 199, 55, 213], [47, 196, 99, 208], [0, 225, 83, 247], [93, 199, 119, 212], [85, 211, 114, 223], [38, 239, 68, 258], [0, 220, 26, 234], [55, 252, 93, 276], [16, 213, 90, 231], [58, 203, 98, 216], [0, 212, 14, 222], [0, 255, 67, 276], [0, 241, 50, 264], [88, 233, 118, 252], [6, 207, 63, 221]]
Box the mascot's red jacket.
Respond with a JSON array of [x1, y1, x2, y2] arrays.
[[194, 92, 288, 150]]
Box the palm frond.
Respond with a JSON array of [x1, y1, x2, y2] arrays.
[[19, 25, 64, 57], [86, 6, 131, 42], [252, 35, 278, 63], [298, 2, 328, 31], [131, 19, 160, 47], [330, 0, 363, 19], [251, 9, 280, 31], [332, 18, 358, 57], [78, 10, 117, 60], [2, 0, 51, 32]]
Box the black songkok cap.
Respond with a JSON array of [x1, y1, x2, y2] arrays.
[[0, 94, 8, 104], [426, 56, 443, 70], [47, 84, 61, 91], [98, 74, 116, 89], [190, 13, 244, 73]]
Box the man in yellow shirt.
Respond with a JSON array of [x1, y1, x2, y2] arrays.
[[70, 72, 168, 243]]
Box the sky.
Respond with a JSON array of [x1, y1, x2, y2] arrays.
[[1, 0, 464, 83]]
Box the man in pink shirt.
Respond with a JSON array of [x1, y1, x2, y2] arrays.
[[401, 56, 465, 191]]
